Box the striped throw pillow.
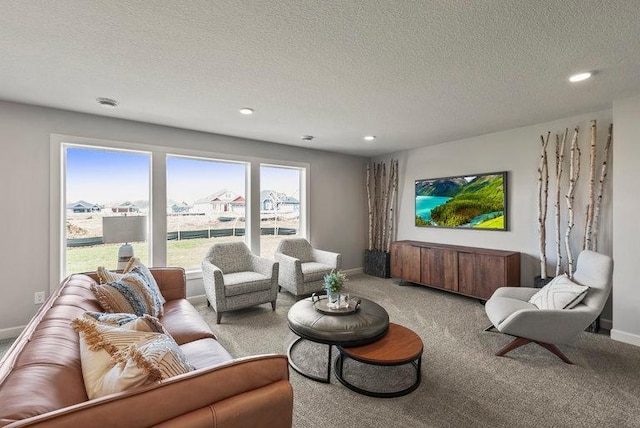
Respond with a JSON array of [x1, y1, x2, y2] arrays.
[[97, 258, 165, 315], [91, 273, 160, 317], [72, 317, 192, 400], [83, 311, 168, 334]]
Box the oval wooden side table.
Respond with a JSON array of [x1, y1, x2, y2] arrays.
[[334, 323, 423, 397]]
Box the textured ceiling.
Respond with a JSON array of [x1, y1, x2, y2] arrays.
[[1, 1, 639, 157]]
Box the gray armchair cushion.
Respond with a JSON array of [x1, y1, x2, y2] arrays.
[[485, 296, 537, 328], [300, 262, 333, 283], [223, 272, 272, 296]]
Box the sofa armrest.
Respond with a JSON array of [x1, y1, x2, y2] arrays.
[[312, 249, 342, 270], [7, 355, 293, 428]]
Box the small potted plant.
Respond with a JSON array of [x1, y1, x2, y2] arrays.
[[324, 269, 347, 307]]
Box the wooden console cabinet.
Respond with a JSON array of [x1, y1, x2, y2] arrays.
[[390, 240, 520, 300]]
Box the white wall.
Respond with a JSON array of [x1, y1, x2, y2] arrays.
[[382, 110, 614, 319], [611, 94, 640, 346], [0, 101, 367, 336]]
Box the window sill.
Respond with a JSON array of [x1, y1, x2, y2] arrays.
[[185, 269, 203, 281]]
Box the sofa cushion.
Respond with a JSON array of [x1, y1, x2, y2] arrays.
[[91, 273, 161, 317], [529, 274, 589, 310], [180, 338, 233, 370], [223, 271, 272, 296], [301, 262, 333, 283], [72, 317, 192, 399], [160, 299, 217, 345]]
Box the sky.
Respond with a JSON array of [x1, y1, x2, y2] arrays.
[[66, 147, 301, 205]]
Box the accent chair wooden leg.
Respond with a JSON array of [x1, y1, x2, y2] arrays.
[[216, 312, 222, 324], [535, 341, 573, 364], [207, 299, 211, 307], [496, 337, 531, 357], [496, 337, 574, 364], [278, 286, 282, 292], [271, 300, 276, 311]]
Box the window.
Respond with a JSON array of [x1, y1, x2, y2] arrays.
[[54, 137, 309, 283], [260, 165, 303, 258], [64, 145, 150, 275], [166, 156, 247, 269]]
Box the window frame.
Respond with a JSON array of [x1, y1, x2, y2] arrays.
[[49, 133, 310, 291]]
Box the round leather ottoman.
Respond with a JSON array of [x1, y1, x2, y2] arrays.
[[286, 296, 389, 382]]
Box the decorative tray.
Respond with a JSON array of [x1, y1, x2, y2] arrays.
[[311, 294, 361, 316]]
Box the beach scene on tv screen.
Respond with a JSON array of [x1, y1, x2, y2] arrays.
[[415, 173, 505, 229]]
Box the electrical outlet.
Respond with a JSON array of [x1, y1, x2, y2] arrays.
[[34, 291, 45, 305]]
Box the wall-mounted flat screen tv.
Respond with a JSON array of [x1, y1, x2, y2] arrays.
[[415, 171, 507, 230]]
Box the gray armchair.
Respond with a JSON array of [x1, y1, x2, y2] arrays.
[[202, 241, 279, 324], [484, 250, 613, 363], [274, 238, 342, 297]]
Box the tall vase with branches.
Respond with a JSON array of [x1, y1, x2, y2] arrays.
[[364, 159, 398, 277]]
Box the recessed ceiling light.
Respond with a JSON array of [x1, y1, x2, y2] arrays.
[[301, 135, 314, 142], [239, 107, 254, 115], [96, 97, 118, 108], [569, 72, 592, 83], [364, 135, 376, 141]]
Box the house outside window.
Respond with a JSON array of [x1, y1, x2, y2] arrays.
[[260, 164, 303, 259], [64, 145, 150, 275], [166, 155, 247, 269]]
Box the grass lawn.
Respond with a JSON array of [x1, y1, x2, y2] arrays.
[[66, 235, 294, 274]]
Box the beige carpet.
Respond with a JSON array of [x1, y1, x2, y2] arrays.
[[196, 274, 640, 428]]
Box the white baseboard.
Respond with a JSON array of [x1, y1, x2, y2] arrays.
[[600, 318, 612, 331], [0, 326, 24, 341], [343, 267, 364, 276], [187, 294, 208, 305], [611, 329, 640, 347]]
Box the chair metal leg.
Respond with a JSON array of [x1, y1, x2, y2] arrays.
[[496, 336, 573, 364]]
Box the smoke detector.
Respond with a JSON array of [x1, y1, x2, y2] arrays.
[[301, 135, 314, 142], [96, 97, 119, 109]]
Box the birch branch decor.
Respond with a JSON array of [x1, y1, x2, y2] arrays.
[[537, 120, 612, 280], [584, 120, 597, 250], [591, 123, 613, 252], [537, 132, 550, 279], [565, 127, 581, 277], [554, 129, 567, 276], [366, 159, 399, 252]]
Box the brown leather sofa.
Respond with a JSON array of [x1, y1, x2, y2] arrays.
[[0, 268, 293, 427]]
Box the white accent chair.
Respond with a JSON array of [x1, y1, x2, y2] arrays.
[[274, 238, 342, 298], [484, 250, 613, 363], [202, 242, 279, 324]]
